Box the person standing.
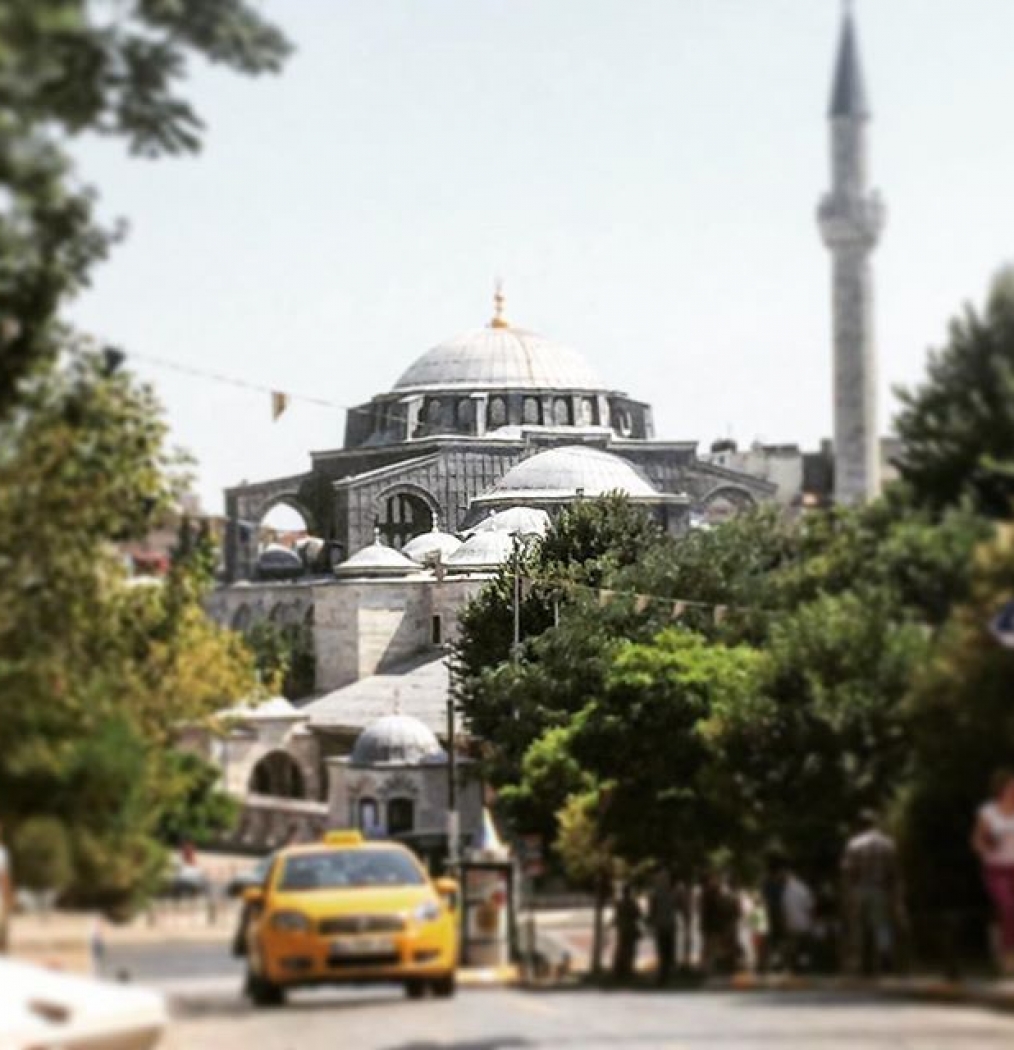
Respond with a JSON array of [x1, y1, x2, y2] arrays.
[[0, 821, 13, 953], [649, 870, 677, 985], [781, 868, 815, 973], [611, 883, 642, 982], [760, 852, 787, 972], [972, 769, 1014, 975], [842, 810, 903, 975]]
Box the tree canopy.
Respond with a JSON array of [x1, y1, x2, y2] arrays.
[[894, 268, 1014, 517], [0, 0, 290, 415]]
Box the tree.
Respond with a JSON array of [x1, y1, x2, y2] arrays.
[[0, 0, 290, 415], [245, 619, 317, 700], [0, 354, 258, 911], [568, 629, 769, 873], [894, 268, 1014, 517], [898, 524, 1014, 954], [12, 817, 72, 897]]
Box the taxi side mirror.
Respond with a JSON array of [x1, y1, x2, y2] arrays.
[[242, 886, 265, 906], [434, 877, 459, 913]]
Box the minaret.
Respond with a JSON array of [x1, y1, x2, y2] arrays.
[[817, 1, 885, 505]]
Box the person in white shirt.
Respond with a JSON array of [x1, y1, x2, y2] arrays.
[[972, 769, 1014, 975], [781, 870, 814, 973]]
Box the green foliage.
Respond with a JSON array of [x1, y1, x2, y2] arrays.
[[894, 268, 1014, 517], [569, 629, 769, 871], [12, 816, 72, 894], [245, 618, 316, 700], [0, 0, 290, 415], [898, 525, 1014, 924], [157, 750, 238, 847], [0, 355, 258, 911]]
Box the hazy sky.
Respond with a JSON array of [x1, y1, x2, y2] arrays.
[[69, 0, 1014, 516]]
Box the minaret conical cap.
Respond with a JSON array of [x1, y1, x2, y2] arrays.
[[829, 3, 870, 119]]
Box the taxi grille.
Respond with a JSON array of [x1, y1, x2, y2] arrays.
[[318, 914, 406, 935]]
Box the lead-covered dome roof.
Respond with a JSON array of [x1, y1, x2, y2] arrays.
[[393, 326, 606, 393], [484, 446, 659, 500], [351, 713, 446, 766], [392, 291, 606, 394]]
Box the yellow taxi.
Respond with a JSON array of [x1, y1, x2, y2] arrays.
[[242, 831, 459, 1005]]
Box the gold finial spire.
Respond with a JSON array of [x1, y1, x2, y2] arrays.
[[490, 278, 509, 329]]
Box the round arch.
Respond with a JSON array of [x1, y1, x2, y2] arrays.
[[254, 493, 319, 538], [700, 485, 758, 525], [248, 750, 307, 800], [373, 484, 441, 550]]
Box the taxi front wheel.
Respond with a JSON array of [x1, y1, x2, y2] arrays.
[[432, 974, 456, 998], [405, 979, 426, 999], [246, 970, 286, 1007]]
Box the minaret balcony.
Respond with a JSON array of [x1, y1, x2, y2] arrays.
[[817, 190, 885, 249]]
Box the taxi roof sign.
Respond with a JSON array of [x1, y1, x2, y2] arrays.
[[324, 829, 364, 846]]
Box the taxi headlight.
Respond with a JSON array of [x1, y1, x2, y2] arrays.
[[270, 910, 311, 933], [413, 901, 441, 924]]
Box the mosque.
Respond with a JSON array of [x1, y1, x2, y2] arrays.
[[203, 3, 885, 852], [222, 284, 773, 584]]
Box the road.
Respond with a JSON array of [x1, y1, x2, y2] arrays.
[[105, 944, 1014, 1050]]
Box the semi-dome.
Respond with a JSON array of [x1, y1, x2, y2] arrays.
[[351, 713, 445, 766], [401, 516, 462, 564], [256, 543, 303, 580], [335, 531, 420, 578], [466, 506, 551, 538], [446, 528, 516, 572], [481, 446, 659, 501]]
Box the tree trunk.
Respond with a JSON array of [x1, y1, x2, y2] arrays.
[[591, 873, 609, 979]]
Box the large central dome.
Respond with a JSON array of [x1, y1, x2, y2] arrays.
[[393, 293, 606, 393], [393, 327, 606, 393]]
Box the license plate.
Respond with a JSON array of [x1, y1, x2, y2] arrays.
[[330, 935, 396, 956]]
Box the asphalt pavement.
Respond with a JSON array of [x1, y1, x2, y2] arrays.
[[160, 985, 1014, 1050], [100, 939, 1014, 1050]]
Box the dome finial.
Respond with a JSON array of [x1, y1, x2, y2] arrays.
[[490, 278, 509, 329], [373, 524, 382, 545]]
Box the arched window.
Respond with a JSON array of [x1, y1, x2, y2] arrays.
[[580, 398, 597, 425], [523, 397, 541, 425], [248, 752, 306, 799], [231, 605, 251, 632], [552, 398, 572, 426], [378, 491, 433, 549], [488, 397, 507, 428], [358, 797, 380, 834], [387, 798, 415, 836], [426, 399, 443, 426], [456, 398, 474, 429]]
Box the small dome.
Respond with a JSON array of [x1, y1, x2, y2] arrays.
[[351, 714, 445, 766], [467, 507, 551, 538], [393, 326, 606, 393], [257, 543, 303, 579], [220, 696, 301, 722], [335, 531, 420, 578], [401, 516, 462, 564], [446, 528, 516, 572], [484, 446, 658, 500]]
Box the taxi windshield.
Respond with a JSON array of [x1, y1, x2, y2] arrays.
[[277, 848, 425, 891]]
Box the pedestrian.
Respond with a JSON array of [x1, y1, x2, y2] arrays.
[[781, 868, 815, 973], [841, 809, 903, 976], [972, 768, 1014, 975], [760, 851, 787, 972], [649, 869, 677, 985], [0, 820, 12, 953], [611, 882, 642, 982], [699, 872, 725, 974]]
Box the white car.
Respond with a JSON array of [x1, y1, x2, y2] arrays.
[[0, 959, 166, 1050]]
